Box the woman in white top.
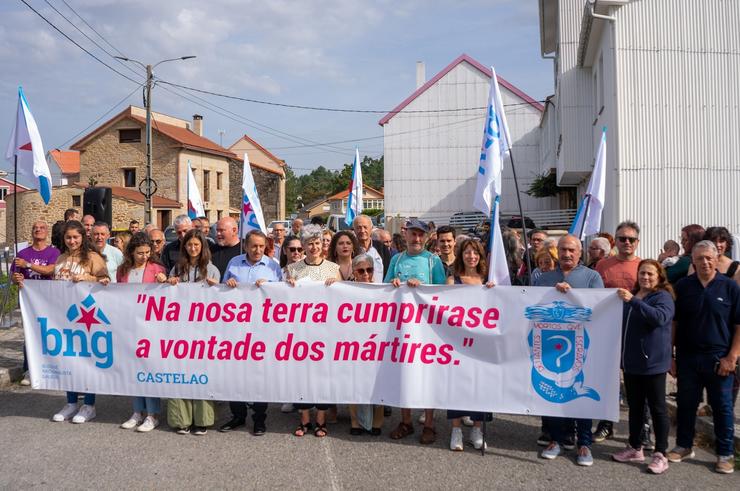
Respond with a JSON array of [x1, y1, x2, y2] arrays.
[[286, 225, 341, 437]]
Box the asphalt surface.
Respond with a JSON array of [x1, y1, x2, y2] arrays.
[[0, 387, 735, 490]]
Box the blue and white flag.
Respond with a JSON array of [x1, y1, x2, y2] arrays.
[[5, 87, 52, 204], [344, 147, 363, 226], [473, 67, 511, 286], [186, 161, 205, 219], [569, 127, 607, 240], [240, 153, 267, 238]]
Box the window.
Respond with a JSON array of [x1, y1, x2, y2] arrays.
[[0, 187, 7, 202], [72, 195, 81, 207], [203, 170, 210, 201], [217, 210, 223, 220], [123, 168, 136, 188], [119, 128, 141, 143], [216, 172, 223, 190]]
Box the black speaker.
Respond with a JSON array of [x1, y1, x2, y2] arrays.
[[83, 187, 112, 227]]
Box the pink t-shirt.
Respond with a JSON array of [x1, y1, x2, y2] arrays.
[[595, 255, 641, 289]]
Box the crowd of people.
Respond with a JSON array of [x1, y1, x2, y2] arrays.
[[9, 208, 739, 475]]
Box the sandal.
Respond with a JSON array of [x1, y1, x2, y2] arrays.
[[419, 426, 437, 445], [314, 424, 328, 438], [350, 427, 364, 436], [293, 423, 313, 437], [389, 422, 414, 440]]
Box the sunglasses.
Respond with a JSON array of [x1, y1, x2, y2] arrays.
[[288, 247, 304, 253], [617, 236, 638, 244], [354, 267, 374, 275]]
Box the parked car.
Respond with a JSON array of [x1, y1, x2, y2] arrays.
[[326, 214, 353, 232], [267, 220, 290, 234]]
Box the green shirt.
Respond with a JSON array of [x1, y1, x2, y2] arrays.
[[384, 250, 447, 285]]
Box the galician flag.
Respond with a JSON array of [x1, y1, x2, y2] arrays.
[[186, 161, 205, 219], [473, 67, 511, 286], [569, 127, 607, 240], [5, 87, 52, 204], [240, 152, 267, 238], [344, 147, 363, 226]]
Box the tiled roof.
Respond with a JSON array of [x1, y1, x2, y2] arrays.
[[106, 185, 181, 208], [129, 115, 237, 159], [379, 53, 544, 126], [327, 184, 384, 201], [49, 149, 80, 174]]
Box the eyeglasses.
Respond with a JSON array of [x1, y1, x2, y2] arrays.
[[288, 247, 303, 253], [152, 239, 164, 244], [354, 267, 374, 275], [617, 236, 638, 244]]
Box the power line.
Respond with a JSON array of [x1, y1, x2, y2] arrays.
[[158, 79, 544, 115], [18, 0, 142, 85], [60, 0, 127, 57], [57, 85, 143, 149]]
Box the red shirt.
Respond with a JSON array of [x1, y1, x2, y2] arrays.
[[595, 255, 641, 289]]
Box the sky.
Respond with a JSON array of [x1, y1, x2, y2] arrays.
[[0, 0, 554, 178]]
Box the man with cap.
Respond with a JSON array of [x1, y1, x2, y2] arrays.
[[385, 218, 447, 444]]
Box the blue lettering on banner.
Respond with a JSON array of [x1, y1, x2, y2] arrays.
[[39, 294, 113, 369], [525, 301, 600, 403], [137, 372, 209, 385]]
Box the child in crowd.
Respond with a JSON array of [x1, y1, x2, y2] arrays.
[[658, 240, 680, 268]]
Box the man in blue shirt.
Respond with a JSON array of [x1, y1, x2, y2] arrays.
[[536, 234, 604, 467], [386, 219, 447, 445], [219, 230, 282, 436], [668, 240, 740, 474]]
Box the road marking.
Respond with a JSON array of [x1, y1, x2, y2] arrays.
[[322, 437, 341, 491]]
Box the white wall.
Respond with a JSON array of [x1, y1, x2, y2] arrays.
[[383, 61, 557, 224]]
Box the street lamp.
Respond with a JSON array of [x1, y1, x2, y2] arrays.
[[114, 55, 196, 225]]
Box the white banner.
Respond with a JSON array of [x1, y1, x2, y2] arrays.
[[20, 281, 621, 420]]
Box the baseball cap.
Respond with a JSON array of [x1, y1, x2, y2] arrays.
[[405, 218, 429, 233]]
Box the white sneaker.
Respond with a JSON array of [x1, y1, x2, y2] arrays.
[[280, 403, 294, 413], [461, 416, 474, 427], [136, 415, 159, 433], [470, 426, 487, 450], [20, 371, 31, 386], [450, 427, 463, 451], [120, 412, 143, 429], [72, 404, 96, 424], [418, 412, 426, 424], [52, 403, 78, 422]]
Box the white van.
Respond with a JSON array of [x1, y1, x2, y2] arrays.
[[326, 214, 352, 232]]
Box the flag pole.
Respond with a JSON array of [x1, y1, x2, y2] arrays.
[[508, 150, 532, 285], [578, 194, 592, 242], [13, 155, 18, 257]]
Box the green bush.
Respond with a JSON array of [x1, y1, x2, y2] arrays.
[[0, 275, 18, 314]]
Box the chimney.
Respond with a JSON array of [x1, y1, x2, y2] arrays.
[[192, 114, 203, 136], [416, 61, 425, 89]]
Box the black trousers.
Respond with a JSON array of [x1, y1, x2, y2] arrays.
[[623, 372, 669, 454], [229, 402, 267, 425]]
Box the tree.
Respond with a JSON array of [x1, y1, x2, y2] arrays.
[[285, 155, 384, 214]]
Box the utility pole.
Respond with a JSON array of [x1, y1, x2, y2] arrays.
[[114, 55, 196, 225]]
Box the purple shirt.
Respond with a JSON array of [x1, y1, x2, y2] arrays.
[[11, 245, 61, 280]]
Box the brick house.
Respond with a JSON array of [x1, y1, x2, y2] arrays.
[[0, 177, 29, 244]]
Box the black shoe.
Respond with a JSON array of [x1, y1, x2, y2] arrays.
[[350, 427, 365, 436], [562, 435, 576, 450], [384, 406, 392, 417], [193, 426, 208, 436], [592, 425, 613, 443], [640, 425, 654, 451], [370, 427, 382, 436], [219, 418, 246, 433], [253, 423, 266, 436], [537, 432, 551, 446]]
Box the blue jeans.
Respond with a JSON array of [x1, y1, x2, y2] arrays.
[[66, 392, 95, 405], [133, 397, 161, 414], [676, 353, 735, 456], [545, 416, 593, 448]]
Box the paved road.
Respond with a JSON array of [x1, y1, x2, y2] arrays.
[[0, 387, 734, 490]]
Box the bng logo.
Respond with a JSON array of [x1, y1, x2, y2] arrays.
[[40, 294, 113, 369]]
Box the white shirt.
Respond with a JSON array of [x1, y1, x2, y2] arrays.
[[102, 243, 124, 282], [364, 243, 384, 283]]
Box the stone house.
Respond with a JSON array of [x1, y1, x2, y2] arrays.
[[69, 106, 238, 229], [47, 149, 80, 185], [228, 134, 286, 223]]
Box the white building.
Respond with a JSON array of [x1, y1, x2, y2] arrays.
[[380, 54, 561, 230], [539, 0, 740, 255]]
